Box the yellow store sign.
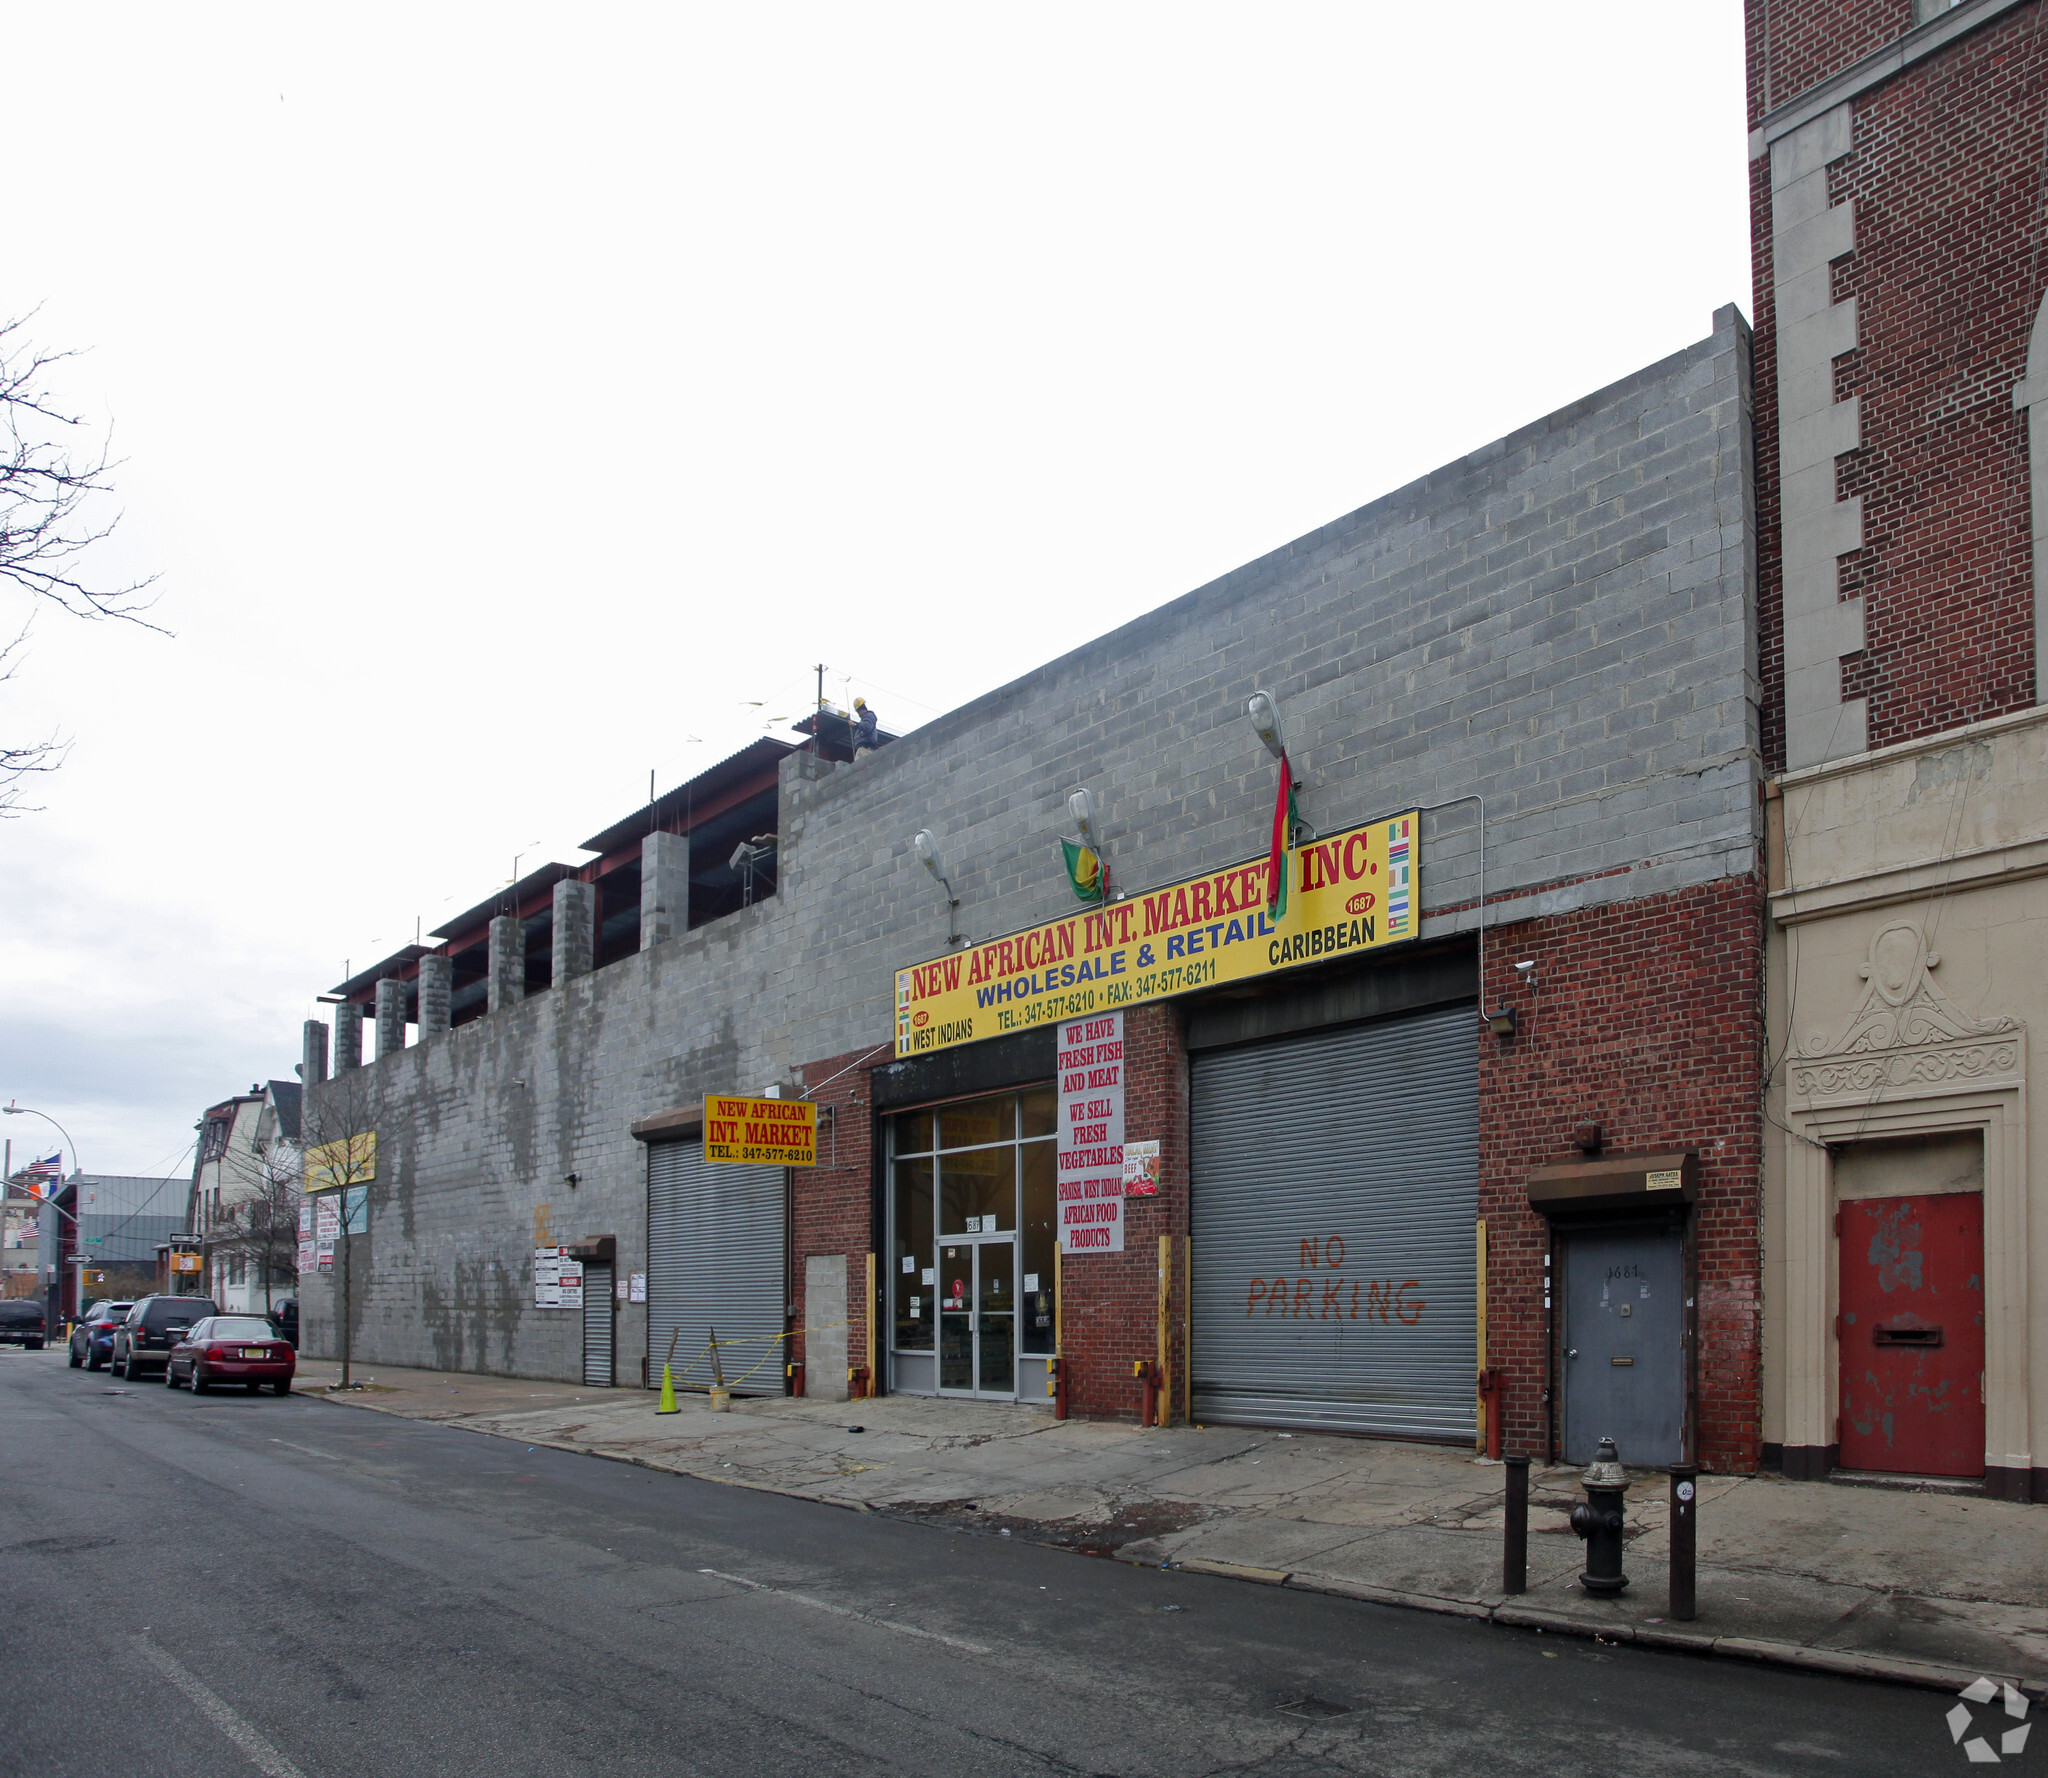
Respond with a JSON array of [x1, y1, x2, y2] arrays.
[[704, 1095, 818, 1167], [896, 810, 1419, 1059]]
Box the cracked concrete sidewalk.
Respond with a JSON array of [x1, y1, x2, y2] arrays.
[[296, 1357, 2048, 1696]]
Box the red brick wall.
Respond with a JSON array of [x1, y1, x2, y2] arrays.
[[1752, 0, 2048, 768], [788, 1046, 879, 1395], [1478, 876, 1765, 1474], [1056, 1000, 1191, 1421], [1749, 0, 1915, 124]]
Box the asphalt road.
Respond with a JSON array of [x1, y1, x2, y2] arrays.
[[0, 1347, 1989, 1777]]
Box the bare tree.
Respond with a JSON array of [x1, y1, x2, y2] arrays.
[[299, 1069, 378, 1389], [1, 312, 162, 814]]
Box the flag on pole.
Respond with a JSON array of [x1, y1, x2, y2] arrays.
[[1059, 838, 1105, 904], [19, 1153, 62, 1197], [1266, 752, 1299, 917]]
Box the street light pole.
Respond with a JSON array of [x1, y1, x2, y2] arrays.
[[5, 1104, 87, 1328]]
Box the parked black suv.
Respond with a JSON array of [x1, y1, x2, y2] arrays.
[[0, 1300, 45, 1349], [112, 1296, 217, 1378]]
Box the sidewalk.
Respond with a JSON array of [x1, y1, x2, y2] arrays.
[[297, 1358, 2048, 1696]]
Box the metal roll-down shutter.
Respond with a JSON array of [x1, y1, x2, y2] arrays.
[[646, 1140, 786, 1394], [582, 1263, 615, 1386], [1190, 1000, 1478, 1440]]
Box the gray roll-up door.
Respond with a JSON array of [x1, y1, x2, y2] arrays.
[[646, 1139, 786, 1395], [582, 1263, 614, 1387], [1190, 1000, 1478, 1440]]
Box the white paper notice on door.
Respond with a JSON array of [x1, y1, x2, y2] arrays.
[[1057, 1010, 1124, 1254]]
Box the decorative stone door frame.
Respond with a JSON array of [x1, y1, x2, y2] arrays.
[[1781, 920, 2030, 1494]]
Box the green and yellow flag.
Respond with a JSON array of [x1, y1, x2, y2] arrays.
[[1060, 838, 1104, 903]]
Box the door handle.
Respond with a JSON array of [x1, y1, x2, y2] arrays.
[[1567, 1348, 1579, 1359]]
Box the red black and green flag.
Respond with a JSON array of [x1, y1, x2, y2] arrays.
[[1266, 751, 1299, 917]]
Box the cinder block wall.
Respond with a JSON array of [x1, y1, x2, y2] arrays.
[[304, 312, 1763, 1388]]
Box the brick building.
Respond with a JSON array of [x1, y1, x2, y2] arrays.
[[1752, 0, 2048, 1499], [303, 310, 1766, 1471]]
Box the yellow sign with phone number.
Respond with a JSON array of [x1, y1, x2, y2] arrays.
[[895, 810, 1419, 1059]]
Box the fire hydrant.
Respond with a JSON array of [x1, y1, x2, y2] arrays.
[[1569, 1436, 1630, 1595]]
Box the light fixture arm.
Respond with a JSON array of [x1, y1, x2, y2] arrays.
[[3, 1103, 83, 1225]]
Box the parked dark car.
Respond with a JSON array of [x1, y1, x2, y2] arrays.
[[112, 1296, 217, 1379], [268, 1298, 298, 1349], [0, 1299, 45, 1349], [165, 1316, 295, 1395], [68, 1299, 135, 1369]]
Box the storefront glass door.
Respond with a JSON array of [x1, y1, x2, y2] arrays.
[[937, 1238, 1015, 1397], [888, 1087, 1058, 1398]]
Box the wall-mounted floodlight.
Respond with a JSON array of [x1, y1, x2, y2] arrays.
[[913, 828, 964, 948], [1067, 787, 1098, 850], [913, 828, 954, 901], [1246, 690, 1286, 760]]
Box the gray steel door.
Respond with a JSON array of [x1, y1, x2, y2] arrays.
[[1560, 1225, 1684, 1466], [1190, 1001, 1478, 1440], [646, 1140, 785, 1395], [582, 1263, 614, 1386]]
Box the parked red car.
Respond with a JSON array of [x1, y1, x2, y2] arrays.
[[164, 1316, 296, 1395]]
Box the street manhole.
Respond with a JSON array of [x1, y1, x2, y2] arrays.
[[1277, 1696, 1352, 1719]]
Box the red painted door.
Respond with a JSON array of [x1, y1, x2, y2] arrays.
[[1838, 1194, 1984, 1477]]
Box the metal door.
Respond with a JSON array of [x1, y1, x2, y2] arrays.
[[1839, 1193, 1984, 1477], [582, 1262, 614, 1386], [1189, 1001, 1478, 1439], [646, 1140, 785, 1395], [1560, 1224, 1684, 1467]]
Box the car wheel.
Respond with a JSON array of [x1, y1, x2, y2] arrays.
[[165, 1363, 180, 1388], [112, 1349, 126, 1379], [273, 1379, 292, 1396], [86, 1348, 104, 1371], [191, 1368, 208, 1395], [26, 1340, 41, 1350], [68, 1344, 83, 1368]]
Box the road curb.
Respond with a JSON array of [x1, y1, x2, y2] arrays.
[[308, 1390, 2048, 1699]]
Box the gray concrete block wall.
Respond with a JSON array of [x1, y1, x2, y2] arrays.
[[417, 955, 452, 1039], [487, 915, 523, 1014], [552, 880, 594, 984], [304, 311, 1762, 1381], [375, 978, 406, 1060]]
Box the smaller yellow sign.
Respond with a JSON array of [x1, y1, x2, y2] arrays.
[[306, 1131, 377, 1192], [704, 1095, 817, 1167]]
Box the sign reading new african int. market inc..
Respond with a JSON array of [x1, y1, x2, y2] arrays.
[[895, 810, 1419, 1058]]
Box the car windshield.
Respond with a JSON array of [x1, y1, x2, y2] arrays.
[[209, 1319, 276, 1341], [143, 1299, 213, 1328]]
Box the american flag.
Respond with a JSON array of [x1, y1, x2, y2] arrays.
[[17, 1153, 62, 1196]]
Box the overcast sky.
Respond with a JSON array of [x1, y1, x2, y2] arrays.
[[0, 2, 1749, 1176]]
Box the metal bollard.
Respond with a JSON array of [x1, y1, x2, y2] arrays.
[[1669, 1463, 1698, 1621], [1502, 1453, 1530, 1595], [1569, 1436, 1630, 1595]]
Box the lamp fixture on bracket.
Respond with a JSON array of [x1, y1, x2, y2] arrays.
[[1486, 959, 1535, 1039], [913, 829, 964, 948], [1245, 690, 1286, 761]]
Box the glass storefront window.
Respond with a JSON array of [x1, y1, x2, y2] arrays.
[[1020, 1140, 1056, 1353], [940, 1145, 1014, 1235], [892, 1157, 933, 1350]]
